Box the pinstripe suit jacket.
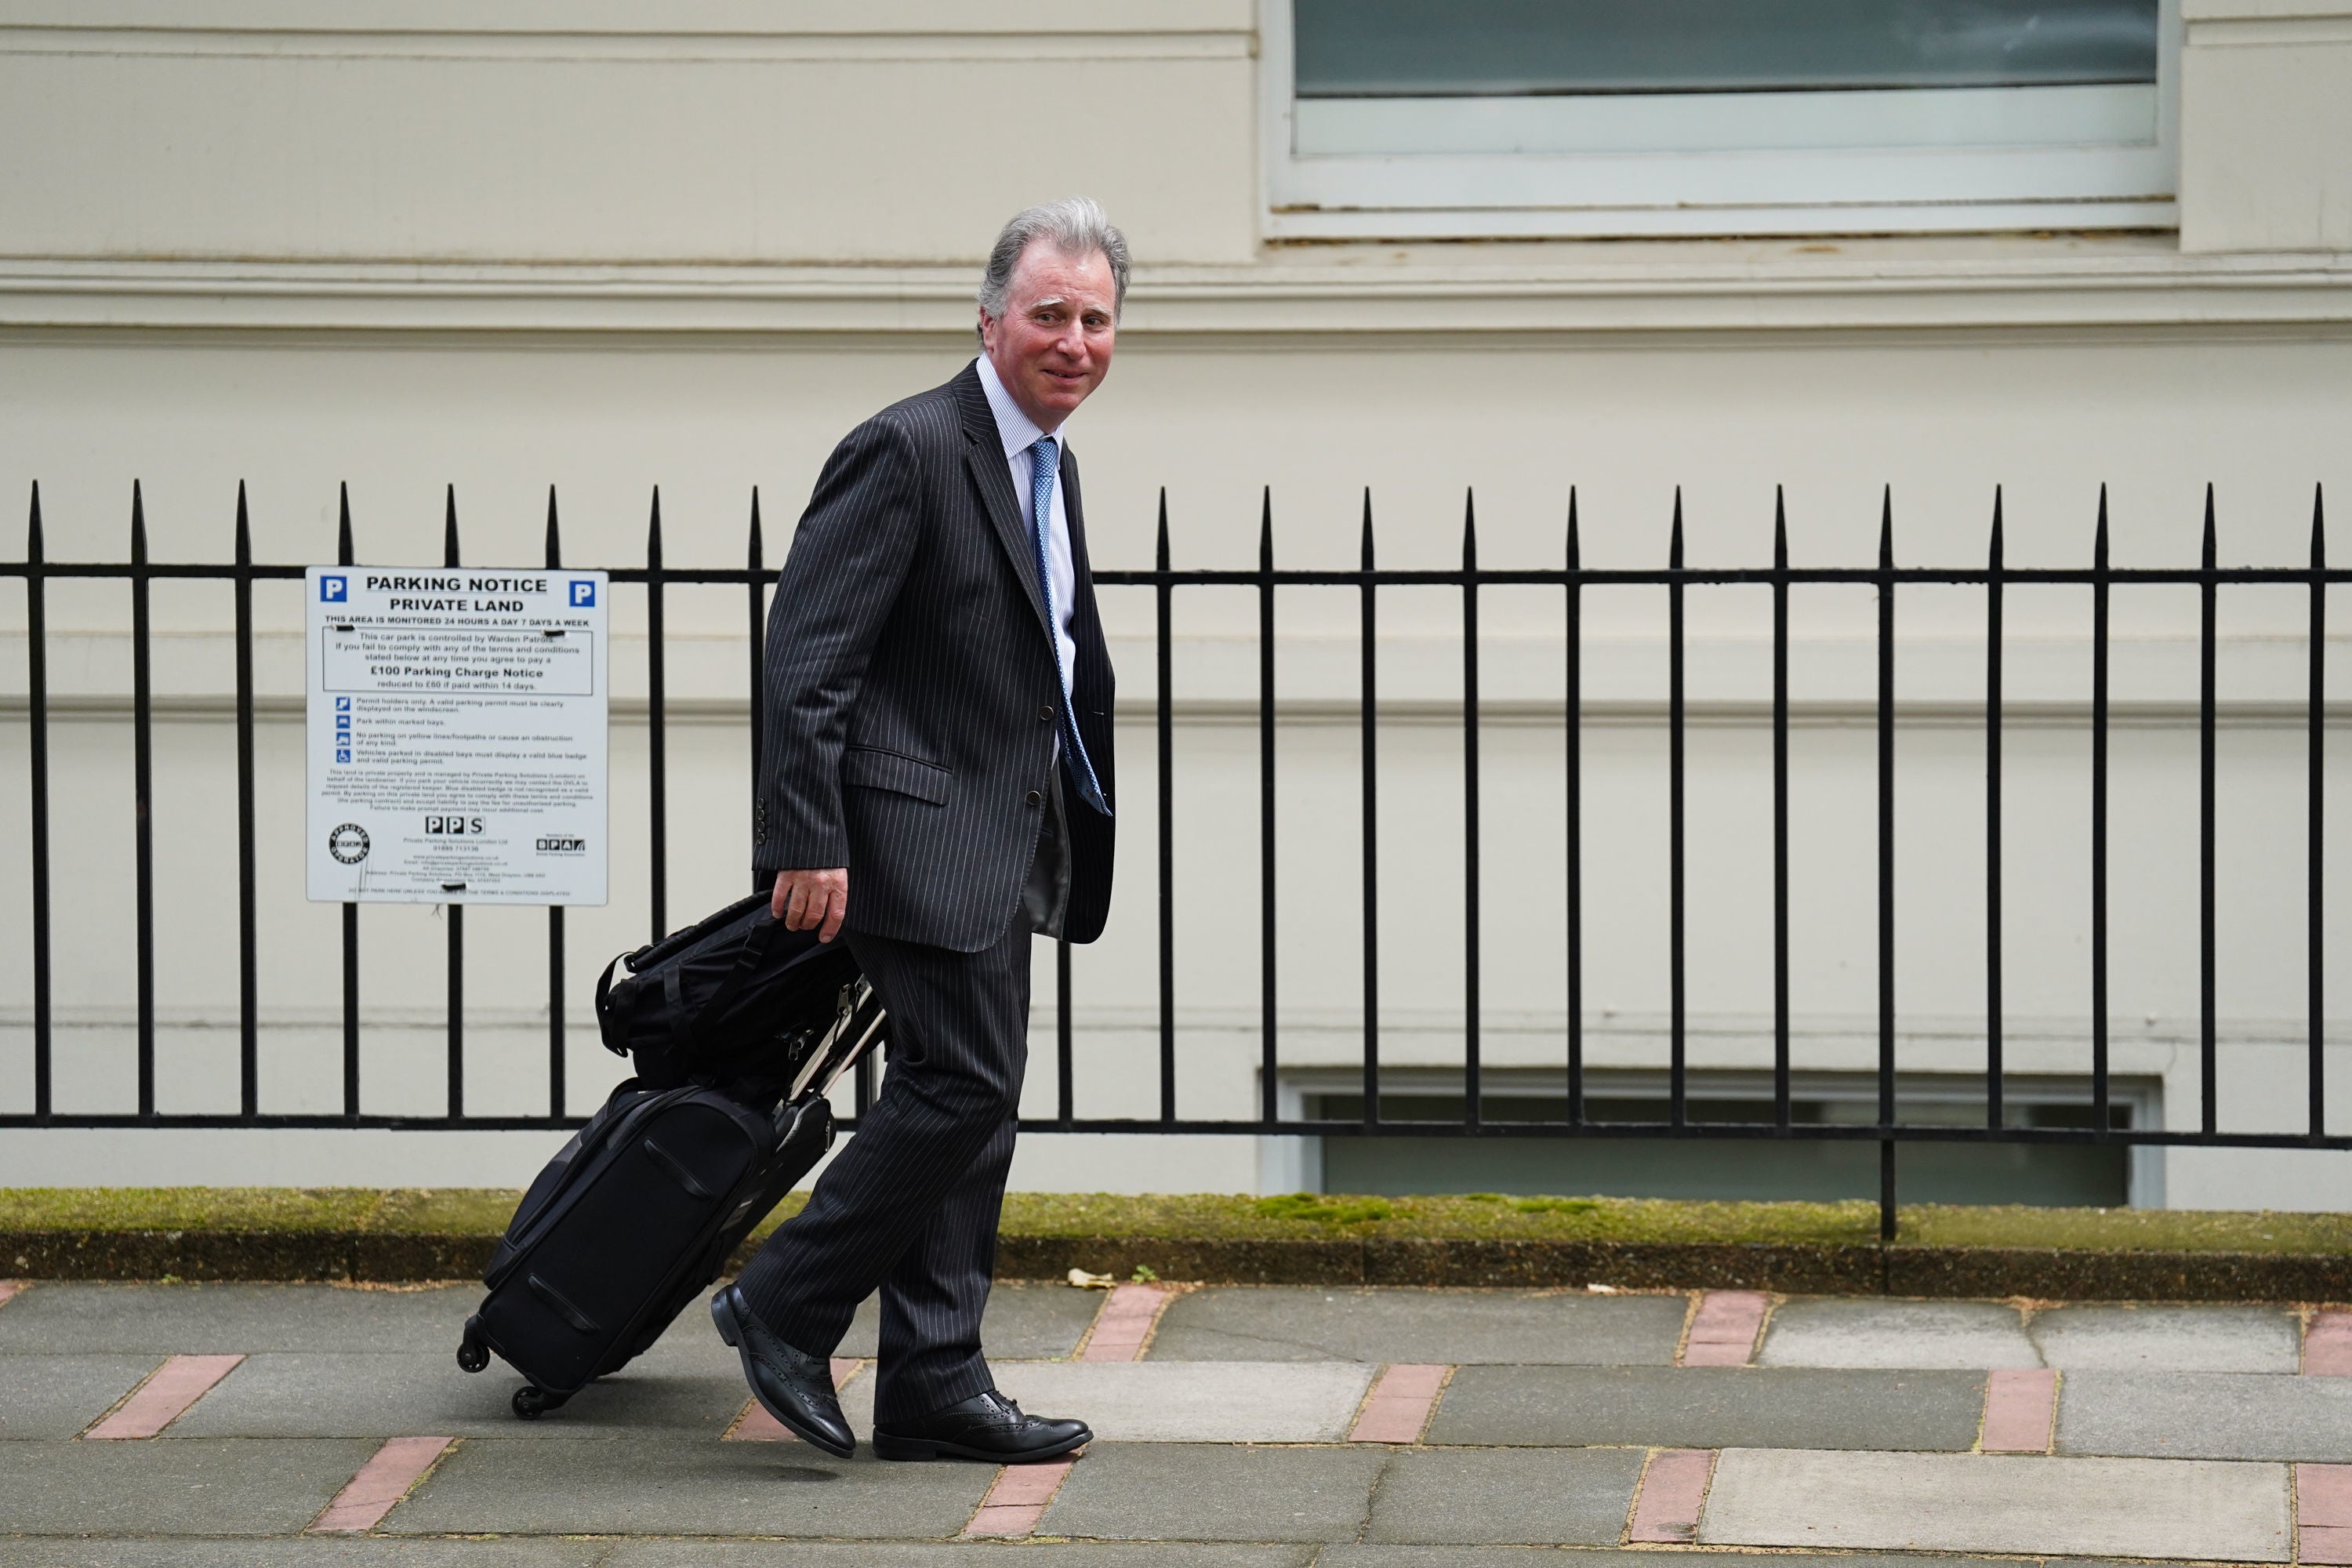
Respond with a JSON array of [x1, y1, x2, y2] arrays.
[[753, 362, 1116, 952]]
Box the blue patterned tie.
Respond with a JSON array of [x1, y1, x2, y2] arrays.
[[1029, 436, 1109, 815]]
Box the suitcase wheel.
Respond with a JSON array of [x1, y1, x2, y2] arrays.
[[456, 1318, 490, 1375], [511, 1384, 564, 1420]]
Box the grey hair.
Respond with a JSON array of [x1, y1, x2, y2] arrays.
[[977, 197, 1130, 329]]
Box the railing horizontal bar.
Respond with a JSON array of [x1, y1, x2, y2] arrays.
[[3, 1112, 2347, 1149], [5, 562, 2350, 589], [1092, 568, 2352, 588]]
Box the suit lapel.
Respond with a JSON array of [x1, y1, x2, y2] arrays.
[[953, 365, 1050, 635]]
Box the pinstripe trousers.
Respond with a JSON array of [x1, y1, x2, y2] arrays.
[[733, 911, 1034, 1424]]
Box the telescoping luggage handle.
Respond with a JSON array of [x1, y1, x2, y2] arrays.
[[793, 978, 884, 1104]]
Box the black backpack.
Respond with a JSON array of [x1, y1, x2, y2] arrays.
[[594, 892, 867, 1087]]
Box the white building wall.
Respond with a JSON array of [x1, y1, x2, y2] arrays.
[[0, 2, 2347, 1204]]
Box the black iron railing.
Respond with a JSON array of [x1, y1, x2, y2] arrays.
[[2, 480, 2341, 1238]]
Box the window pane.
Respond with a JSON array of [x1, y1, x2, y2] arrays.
[[1294, 0, 2160, 97]]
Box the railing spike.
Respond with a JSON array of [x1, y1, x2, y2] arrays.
[[648, 485, 664, 564], [26, 479, 41, 561], [748, 487, 764, 571], [337, 481, 354, 566], [2095, 484, 2109, 566], [235, 481, 251, 564], [1669, 486, 1683, 568], [1774, 485, 1788, 568], [131, 480, 147, 562], [1258, 485, 1272, 568], [442, 485, 460, 569], [1156, 488, 1170, 571], [2316, 483, 2328, 570], [1462, 488, 1476, 568], [2203, 482, 2217, 568], [1360, 487, 1374, 568], [1878, 485, 1893, 568], [1566, 486, 1579, 569], [544, 485, 561, 571], [1991, 485, 2004, 564]]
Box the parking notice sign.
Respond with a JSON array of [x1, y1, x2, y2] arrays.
[[306, 566, 608, 906]]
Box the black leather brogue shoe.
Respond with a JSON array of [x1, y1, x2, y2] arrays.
[[872, 1388, 1091, 1463], [710, 1283, 855, 1458]]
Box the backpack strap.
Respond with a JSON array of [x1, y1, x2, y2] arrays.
[[672, 911, 789, 1056], [593, 953, 629, 1058]]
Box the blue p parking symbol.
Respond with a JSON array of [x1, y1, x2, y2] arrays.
[[320, 575, 347, 603], [569, 580, 597, 608]]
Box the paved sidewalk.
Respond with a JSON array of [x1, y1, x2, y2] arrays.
[[5, 1274, 2352, 1563]]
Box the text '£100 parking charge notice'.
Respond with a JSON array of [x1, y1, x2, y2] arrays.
[[306, 565, 608, 906]]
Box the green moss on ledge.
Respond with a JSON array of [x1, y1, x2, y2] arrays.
[[3, 1189, 2347, 1298]]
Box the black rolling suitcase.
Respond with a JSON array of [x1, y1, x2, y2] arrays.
[[457, 906, 884, 1418]]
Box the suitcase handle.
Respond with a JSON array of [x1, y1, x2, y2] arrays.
[[526, 1272, 602, 1335], [640, 1135, 716, 1200]]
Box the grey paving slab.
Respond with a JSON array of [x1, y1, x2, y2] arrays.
[[0, 1543, 614, 1568], [2028, 1303, 2300, 1373], [0, 1283, 480, 1354], [170, 1351, 748, 1439], [1427, 1365, 1985, 1451], [1327, 1552, 2079, 1561], [0, 1352, 158, 1437], [831, 1359, 1377, 1443], [1701, 1447, 2291, 1560], [605, 1545, 1316, 1567], [1322, 1552, 2106, 1566], [0, 1436, 379, 1535], [1363, 1444, 1646, 1544], [383, 1434, 993, 1537], [822, 1278, 1102, 1361], [1757, 1299, 2040, 1370], [2059, 1369, 2352, 1461], [1149, 1287, 1688, 1367], [1040, 1441, 1391, 1542]]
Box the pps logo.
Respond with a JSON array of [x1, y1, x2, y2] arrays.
[[425, 815, 485, 836], [537, 836, 587, 855], [568, 580, 597, 608], [318, 575, 348, 603], [326, 823, 369, 864]]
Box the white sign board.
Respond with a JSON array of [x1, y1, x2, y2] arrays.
[[306, 566, 608, 906]]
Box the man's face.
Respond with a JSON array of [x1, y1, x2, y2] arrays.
[[979, 241, 1117, 432]]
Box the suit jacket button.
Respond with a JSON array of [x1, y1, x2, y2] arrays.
[[1040, 705, 1054, 721], [1026, 789, 1043, 807]]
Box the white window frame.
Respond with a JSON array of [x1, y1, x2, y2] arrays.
[[1263, 0, 2180, 239]]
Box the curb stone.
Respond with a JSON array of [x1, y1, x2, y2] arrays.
[[9, 1226, 2350, 1301]]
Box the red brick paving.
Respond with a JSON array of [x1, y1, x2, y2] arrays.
[[964, 1455, 1078, 1537], [2307, 1311, 2352, 1376], [1079, 1283, 1171, 1363], [1628, 1447, 1716, 1542], [82, 1353, 244, 1439], [1681, 1291, 1769, 1367], [1348, 1363, 1449, 1443], [308, 1436, 453, 1533], [1980, 1367, 2059, 1453]]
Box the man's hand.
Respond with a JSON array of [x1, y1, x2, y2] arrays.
[[771, 867, 848, 943]]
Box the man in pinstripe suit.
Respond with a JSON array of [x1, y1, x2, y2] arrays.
[[711, 198, 1122, 1464]]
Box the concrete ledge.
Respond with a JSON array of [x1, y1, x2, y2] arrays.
[[9, 1224, 2349, 1301]]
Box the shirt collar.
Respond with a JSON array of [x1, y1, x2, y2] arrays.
[[975, 354, 1064, 462]]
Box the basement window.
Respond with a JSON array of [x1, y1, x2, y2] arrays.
[[1267, 0, 2178, 238]]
